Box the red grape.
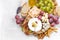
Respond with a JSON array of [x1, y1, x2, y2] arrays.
[[16, 17, 24, 24], [48, 14, 53, 18], [49, 18, 53, 23], [20, 18, 24, 22], [16, 19, 21, 24], [55, 21, 59, 24], [40, 11, 44, 16], [51, 22, 55, 27], [38, 15, 42, 20], [58, 18, 60, 24], [15, 15, 20, 19], [53, 16, 58, 22], [55, 16, 59, 19]]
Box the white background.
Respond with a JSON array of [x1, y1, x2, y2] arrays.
[[0, 0, 60, 40]]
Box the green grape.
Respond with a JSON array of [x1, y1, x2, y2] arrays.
[[40, 7, 43, 10], [39, 2, 43, 5], [44, 1, 48, 5], [36, 3, 40, 7], [49, 9, 53, 13], [35, 0, 55, 13], [39, 3, 44, 7], [41, 4, 44, 6], [47, 0, 52, 3], [39, 0, 43, 3], [43, 7, 46, 11], [47, 7, 50, 11], [48, 3, 51, 6], [40, 6, 45, 11], [44, 7, 50, 13], [52, 3, 54, 8]]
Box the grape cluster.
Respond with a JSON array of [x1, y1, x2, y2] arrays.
[[38, 11, 44, 20], [15, 15, 24, 24], [36, 0, 55, 13], [48, 14, 59, 26], [38, 11, 59, 27]]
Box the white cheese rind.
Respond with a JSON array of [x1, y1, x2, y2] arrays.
[[28, 18, 42, 32]]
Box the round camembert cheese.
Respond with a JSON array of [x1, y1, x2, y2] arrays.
[[28, 18, 42, 32]]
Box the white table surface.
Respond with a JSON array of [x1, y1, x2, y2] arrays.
[[0, 0, 60, 40]]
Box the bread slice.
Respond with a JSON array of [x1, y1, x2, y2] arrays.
[[21, 3, 31, 17], [28, 6, 40, 17]]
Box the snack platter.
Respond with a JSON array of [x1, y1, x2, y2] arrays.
[[15, 0, 60, 40]]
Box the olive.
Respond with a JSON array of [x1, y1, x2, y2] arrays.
[[17, 7, 22, 14]]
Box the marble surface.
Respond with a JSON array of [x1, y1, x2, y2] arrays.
[[1, 0, 60, 40]]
